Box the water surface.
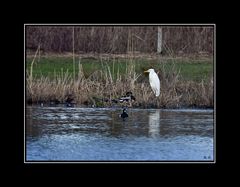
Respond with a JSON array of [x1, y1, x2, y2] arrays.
[[26, 106, 214, 161]]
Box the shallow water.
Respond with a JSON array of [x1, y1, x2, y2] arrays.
[[26, 106, 214, 162]]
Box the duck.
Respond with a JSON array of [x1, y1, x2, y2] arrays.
[[119, 108, 128, 121]]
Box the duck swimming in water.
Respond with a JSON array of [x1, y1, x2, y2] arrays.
[[119, 108, 128, 121]]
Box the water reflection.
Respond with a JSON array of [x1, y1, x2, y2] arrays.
[[148, 110, 160, 138], [26, 106, 214, 161]]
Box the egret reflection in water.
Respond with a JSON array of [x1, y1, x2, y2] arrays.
[[26, 106, 214, 161], [148, 110, 160, 138]]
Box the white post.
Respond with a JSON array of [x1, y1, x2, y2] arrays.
[[157, 27, 162, 54]]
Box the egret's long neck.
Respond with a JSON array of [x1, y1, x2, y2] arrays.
[[149, 71, 154, 77]]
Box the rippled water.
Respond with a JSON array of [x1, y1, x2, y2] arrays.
[[26, 106, 214, 162]]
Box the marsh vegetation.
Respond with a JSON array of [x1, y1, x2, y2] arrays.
[[26, 54, 213, 108]]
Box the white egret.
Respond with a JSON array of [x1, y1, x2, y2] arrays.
[[144, 69, 160, 97]]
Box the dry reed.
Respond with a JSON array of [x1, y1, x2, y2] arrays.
[[26, 57, 213, 108]]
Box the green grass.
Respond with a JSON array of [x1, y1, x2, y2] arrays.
[[169, 61, 213, 81], [26, 56, 213, 82]]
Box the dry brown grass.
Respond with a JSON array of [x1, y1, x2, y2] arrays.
[[26, 57, 213, 108]]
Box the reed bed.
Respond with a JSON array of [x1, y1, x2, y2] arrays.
[[26, 55, 213, 108]]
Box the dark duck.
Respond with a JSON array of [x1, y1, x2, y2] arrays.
[[119, 108, 128, 121]]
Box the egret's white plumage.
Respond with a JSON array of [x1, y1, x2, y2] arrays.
[[144, 69, 160, 97]]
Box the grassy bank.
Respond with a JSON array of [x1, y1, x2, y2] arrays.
[[26, 56, 213, 81], [26, 55, 214, 108]]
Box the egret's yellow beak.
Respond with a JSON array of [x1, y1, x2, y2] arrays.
[[144, 70, 148, 73]]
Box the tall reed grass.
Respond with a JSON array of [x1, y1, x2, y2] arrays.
[[26, 55, 213, 108]]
